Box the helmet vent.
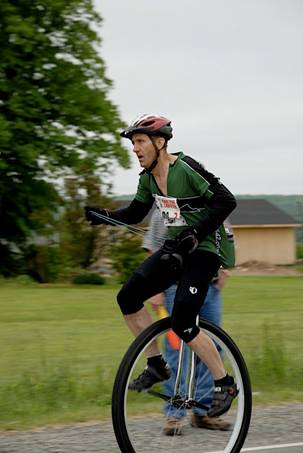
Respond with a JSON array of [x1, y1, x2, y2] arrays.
[[141, 120, 154, 127]]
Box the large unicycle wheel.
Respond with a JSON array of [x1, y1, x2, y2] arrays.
[[112, 318, 252, 453]]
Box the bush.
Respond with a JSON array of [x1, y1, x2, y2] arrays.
[[72, 273, 105, 285], [25, 244, 65, 283], [297, 242, 303, 260], [0, 275, 37, 286]]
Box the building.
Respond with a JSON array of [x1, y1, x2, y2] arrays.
[[229, 199, 300, 265]]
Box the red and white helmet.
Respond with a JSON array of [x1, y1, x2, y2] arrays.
[[120, 114, 173, 140]]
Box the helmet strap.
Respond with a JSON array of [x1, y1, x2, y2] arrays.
[[145, 136, 166, 173]]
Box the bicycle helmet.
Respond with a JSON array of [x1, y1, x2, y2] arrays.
[[120, 114, 173, 141]]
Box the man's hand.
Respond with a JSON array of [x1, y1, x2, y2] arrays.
[[176, 228, 199, 255], [214, 268, 230, 289], [160, 228, 198, 271], [84, 207, 110, 225], [149, 292, 165, 312]]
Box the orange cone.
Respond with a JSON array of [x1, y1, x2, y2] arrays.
[[157, 305, 181, 350]]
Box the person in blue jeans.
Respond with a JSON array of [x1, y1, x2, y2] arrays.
[[143, 209, 233, 435]]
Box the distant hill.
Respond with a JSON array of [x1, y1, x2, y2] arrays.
[[116, 194, 303, 242], [115, 194, 134, 201]]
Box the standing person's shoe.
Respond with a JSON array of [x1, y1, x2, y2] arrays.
[[128, 362, 171, 391], [208, 376, 238, 418], [163, 417, 183, 436], [191, 414, 231, 431]]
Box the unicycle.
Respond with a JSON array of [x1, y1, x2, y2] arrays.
[[112, 317, 252, 453]]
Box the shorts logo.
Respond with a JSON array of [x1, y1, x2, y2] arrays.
[[189, 286, 198, 294], [183, 327, 193, 334]]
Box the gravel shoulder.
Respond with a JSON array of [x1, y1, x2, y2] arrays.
[[231, 262, 303, 276], [0, 403, 302, 452]]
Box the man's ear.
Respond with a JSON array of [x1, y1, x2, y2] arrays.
[[155, 136, 166, 150]]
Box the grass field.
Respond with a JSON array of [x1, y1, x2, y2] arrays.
[[1, 276, 303, 429]]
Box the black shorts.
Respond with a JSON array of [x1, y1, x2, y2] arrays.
[[117, 249, 220, 342]]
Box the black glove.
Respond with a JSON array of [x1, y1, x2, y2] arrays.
[[84, 206, 110, 225], [175, 228, 199, 255], [160, 228, 199, 272]]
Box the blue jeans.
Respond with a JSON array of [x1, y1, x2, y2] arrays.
[[163, 283, 222, 418]]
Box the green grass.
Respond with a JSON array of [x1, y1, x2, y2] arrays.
[[223, 277, 303, 403], [0, 277, 303, 429], [0, 285, 132, 429]]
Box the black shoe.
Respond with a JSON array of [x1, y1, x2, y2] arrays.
[[208, 378, 238, 418], [129, 363, 171, 392]]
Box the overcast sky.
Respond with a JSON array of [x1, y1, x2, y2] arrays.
[[94, 0, 303, 196]]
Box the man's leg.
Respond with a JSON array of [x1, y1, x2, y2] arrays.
[[117, 251, 179, 390], [188, 330, 225, 378], [162, 285, 186, 417], [161, 285, 186, 435], [118, 250, 178, 349], [171, 252, 224, 378], [191, 285, 231, 430], [171, 251, 238, 417], [124, 306, 160, 356], [192, 284, 221, 413]]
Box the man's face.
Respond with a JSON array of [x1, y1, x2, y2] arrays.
[[131, 133, 157, 169]]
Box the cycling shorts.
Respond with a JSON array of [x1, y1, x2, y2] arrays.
[[117, 249, 220, 342]]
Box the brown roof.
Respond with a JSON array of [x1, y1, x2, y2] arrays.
[[229, 199, 299, 226]]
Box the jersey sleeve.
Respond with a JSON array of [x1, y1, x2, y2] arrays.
[[107, 174, 153, 226], [181, 155, 237, 240]]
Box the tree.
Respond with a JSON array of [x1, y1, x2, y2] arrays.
[[110, 232, 147, 284], [0, 0, 130, 276], [60, 173, 118, 270]]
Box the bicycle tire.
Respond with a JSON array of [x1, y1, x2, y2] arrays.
[[112, 317, 252, 453]]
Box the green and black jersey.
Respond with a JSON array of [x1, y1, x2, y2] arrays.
[[109, 152, 236, 268]]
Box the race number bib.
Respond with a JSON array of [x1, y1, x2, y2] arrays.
[[155, 195, 188, 226]]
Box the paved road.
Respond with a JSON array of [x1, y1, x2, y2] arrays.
[[242, 445, 303, 453], [0, 403, 302, 452]]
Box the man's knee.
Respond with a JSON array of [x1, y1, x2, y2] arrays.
[[171, 316, 200, 343], [117, 273, 145, 315]]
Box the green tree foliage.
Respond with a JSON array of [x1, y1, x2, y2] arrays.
[[0, 0, 130, 276], [60, 173, 117, 271], [110, 233, 146, 283]]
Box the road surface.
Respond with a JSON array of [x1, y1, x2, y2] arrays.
[[0, 403, 302, 452]]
